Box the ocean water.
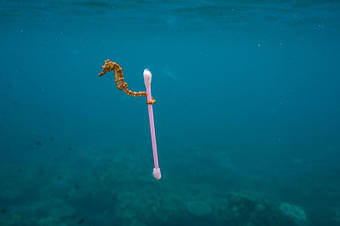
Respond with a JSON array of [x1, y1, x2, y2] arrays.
[[1, 0, 340, 225]]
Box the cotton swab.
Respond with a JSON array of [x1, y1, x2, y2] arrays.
[[144, 69, 161, 180]]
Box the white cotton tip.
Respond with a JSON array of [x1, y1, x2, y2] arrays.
[[143, 69, 152, 87], [153, 168, 161, 180]]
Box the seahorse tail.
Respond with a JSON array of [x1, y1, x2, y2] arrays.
[[124, 89, 147, 97]]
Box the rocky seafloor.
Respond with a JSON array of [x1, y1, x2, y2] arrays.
[[0, 140, 331, 226]]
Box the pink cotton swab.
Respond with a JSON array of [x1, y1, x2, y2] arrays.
[[98, 60, 161, 180], [144, 69, 161, 180]]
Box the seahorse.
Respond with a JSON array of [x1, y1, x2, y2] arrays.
[[98, 59, 155, 104]]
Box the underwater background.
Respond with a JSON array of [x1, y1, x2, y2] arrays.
[[1, 0, 340, 225]]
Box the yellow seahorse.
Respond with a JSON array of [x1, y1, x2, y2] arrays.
[[98, 59, 155, 104]]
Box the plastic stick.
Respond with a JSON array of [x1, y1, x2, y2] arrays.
[[144, 69, 161, 180]]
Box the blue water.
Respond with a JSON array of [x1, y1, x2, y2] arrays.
[[1, 0, 340, 225]]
